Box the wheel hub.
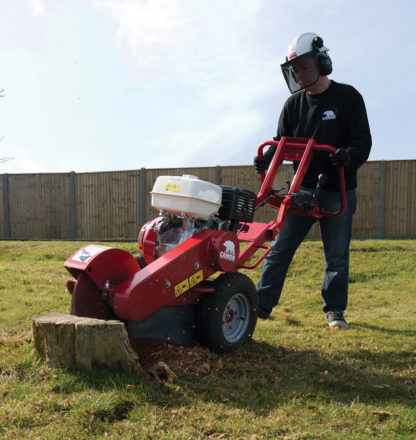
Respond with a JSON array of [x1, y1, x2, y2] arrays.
[[225, 308, 234, 324], [222, 292, 250, 343]]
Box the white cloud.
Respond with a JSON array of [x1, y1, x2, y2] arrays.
[[92, 0, 276, 87], [92, 3, 280, 124], [29, 0, 47, 17], [90, 0, 281, 169], [93, 0, 197, 78]]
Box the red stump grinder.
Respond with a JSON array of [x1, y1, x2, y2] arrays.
[[65, 137, 345, 354]]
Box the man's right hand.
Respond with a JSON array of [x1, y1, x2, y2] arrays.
[[330, 148, 351, 168], [254, 147, 276, 174]]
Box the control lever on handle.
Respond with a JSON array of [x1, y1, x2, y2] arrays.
[[312, 174, 328, 203]]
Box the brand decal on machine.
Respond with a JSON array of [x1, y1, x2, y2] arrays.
[[174, 270, 204, 297], [220, 240, 236, 262], [71, 246, 103, 263]]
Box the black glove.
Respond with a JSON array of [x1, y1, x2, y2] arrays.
[[330, 148, 351, 168], [291, 191, 314, 213], [254, 147, 276, 174]]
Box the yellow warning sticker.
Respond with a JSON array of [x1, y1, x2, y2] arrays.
[[189, 270, 203, 288], [174, 279, 189, 297], [174, 270, 203, 297], [164, 182, 181, 193]]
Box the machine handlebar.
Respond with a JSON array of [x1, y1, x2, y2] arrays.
[[256, 137, 346, 218]]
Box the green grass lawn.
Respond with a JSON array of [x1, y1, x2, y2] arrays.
[[0, 239, 415, 439]]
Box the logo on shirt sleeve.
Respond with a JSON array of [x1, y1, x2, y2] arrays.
[[322, 110, 336, 120]]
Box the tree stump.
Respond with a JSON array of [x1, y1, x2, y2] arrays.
[[32, 313, 144, 375]]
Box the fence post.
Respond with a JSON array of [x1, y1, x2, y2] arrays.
[[140, 167, 146, 227], [3, 173, 10, 239], [215, 165, 222, 185], [70, 171, 76, 240], [379, 161, 386, 238]]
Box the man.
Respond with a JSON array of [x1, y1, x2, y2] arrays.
[[254, 32, 371, 327]]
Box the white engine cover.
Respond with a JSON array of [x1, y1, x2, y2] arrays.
[[151, 175, 222, 220]]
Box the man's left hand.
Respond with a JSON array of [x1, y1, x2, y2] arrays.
[[330, 149, 351, 168]]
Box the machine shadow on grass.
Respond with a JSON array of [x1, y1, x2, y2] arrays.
[[59, 337, 415, 415], [180, 341, 415, 412]]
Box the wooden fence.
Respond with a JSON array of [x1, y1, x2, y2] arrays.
[[1, 160, 415, 241]]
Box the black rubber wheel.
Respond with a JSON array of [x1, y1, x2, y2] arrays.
[[196, 272, 258, 354], [71, 272, 116, 320]]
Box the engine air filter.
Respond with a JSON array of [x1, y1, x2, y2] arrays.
[[218, 186, 256, 223]]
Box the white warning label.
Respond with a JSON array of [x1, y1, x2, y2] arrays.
[[71, 245, 105, 264]]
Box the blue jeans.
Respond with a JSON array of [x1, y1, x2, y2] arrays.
[[256, 189, 356, 316]]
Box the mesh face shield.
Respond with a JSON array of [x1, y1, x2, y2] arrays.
[[281, 52, 320, 94]]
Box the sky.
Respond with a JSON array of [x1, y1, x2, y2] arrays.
[[0, 0, 415, 174]]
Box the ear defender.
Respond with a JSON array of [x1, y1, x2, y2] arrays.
[[313, 36, 324, 49], [313, 36, 332, 76]]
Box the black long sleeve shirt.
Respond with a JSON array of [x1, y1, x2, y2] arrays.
[[275, 80, 372, 191]]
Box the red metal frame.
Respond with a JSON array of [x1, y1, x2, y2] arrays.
[[257, 137, 346, 217], [112, 229, 239, 321], [64, 137, 347, 325]]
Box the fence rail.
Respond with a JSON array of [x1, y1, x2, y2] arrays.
[[1, 160, 415, 241]]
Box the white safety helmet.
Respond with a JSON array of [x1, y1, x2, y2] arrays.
[[281, 32, 332, 94]]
